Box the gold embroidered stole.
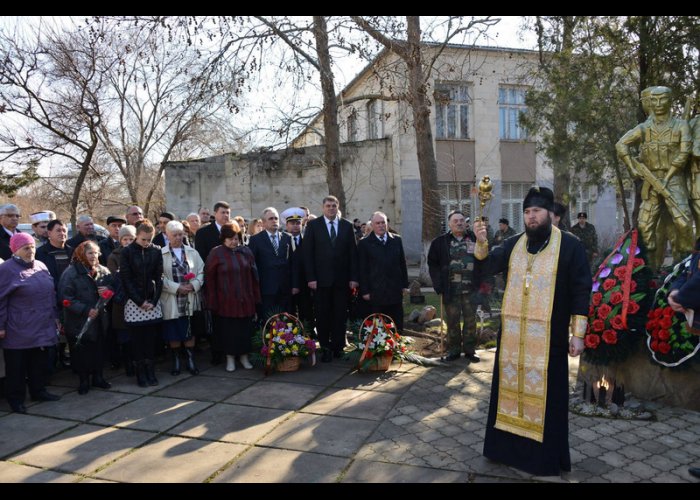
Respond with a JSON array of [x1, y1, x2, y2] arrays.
[[495, 226, 561, 443]]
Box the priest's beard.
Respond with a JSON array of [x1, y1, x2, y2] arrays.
[[524, 213, 552, 241]]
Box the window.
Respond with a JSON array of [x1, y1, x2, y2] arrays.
[[347, 110, 358, 142], [499, 86, 528, 140], [439, 182, 473, 231], [367, 99, 382, 140], [573, 185, 596, 222], [501, 182, 531, 232], [435, 83, 472, 139]]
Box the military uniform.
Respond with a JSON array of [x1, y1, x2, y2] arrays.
[[570, 222, 598, 266], [493, 226, 516, 247]]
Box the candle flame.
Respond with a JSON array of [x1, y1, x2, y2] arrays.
[[600, 375, 610, 390]]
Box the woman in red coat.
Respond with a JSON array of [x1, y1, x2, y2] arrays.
[[205, 222, 261, 372]]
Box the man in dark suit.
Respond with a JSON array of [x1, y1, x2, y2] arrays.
[[195, 201, 231, 264], [303, 195, 359, 362], [66, 215, 106, 248], [194, 200, 231, 364], [358, 211, 409, 333], [248, 207, 294, 321], [99, 215, 126, 265], [0, 203, 22, 261]]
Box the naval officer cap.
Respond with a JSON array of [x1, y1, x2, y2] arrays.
[[281, 207, 305, 223], [30, 211, 54, 225]]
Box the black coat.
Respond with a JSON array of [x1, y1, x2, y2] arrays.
[[194, 222, 221, 264], [58, 263, 112, 341], [247, 230, 293, 296], [35, 243, 74, 298], [302, 216, 358, 288], [98, 238, 119, 266], [358, 233, 409, 305], [119, 241, 163, 307], [0, 227, 18, 261], [66, 232, 105, 250]]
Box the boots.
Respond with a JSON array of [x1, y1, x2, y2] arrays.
[[92, 371, 111, 389], [78, 373, 90, 395], [170, 348, 181, 376], [144, 359, 158, 386], [185, 347, 199, 375], [135, 360, 148, 388], [225, 355, 236, 372], [121, 344, 135, 377], [239, 354, 253, 370]]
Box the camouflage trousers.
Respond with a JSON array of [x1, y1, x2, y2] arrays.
[[444, 293, 477, 356]]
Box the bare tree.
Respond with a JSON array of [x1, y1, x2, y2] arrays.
[[0, 21, 108, 228]]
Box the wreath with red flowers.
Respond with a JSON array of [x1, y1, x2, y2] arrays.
[[583, 230, 653, 366], [645, 257, 700, 368]]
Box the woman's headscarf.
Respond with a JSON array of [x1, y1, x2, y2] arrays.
[[73, 240, 100, 275]]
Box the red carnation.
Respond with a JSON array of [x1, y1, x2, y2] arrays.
[[632, 258, 645, 268], [592, 319, 605, 332], [602, 329, 618, 345], [657, 329, 670, 341], [184, 272, 196, 281], [645, 319, 657, 331], [603, 278, 617, 291], [614, 267, 627, 280], [589, 305, 595, 317], [660, 317, 673, 330], [629, 280, 637, 292], [653, 308, 664, 319], [658, 341, 671, 354], [591, 292, 603, 306], [610, 292, 623, 305], [650, 329, 659, 339], [597, 303, 612, 320], [584, 334, 600, 349], [62, 299, 71, 308], [627, 301, 640, 314], [663, 306, 674, 317], [101, 289, 115, 300], [650, 339, 659, 351], [611, 315, 625, 330]]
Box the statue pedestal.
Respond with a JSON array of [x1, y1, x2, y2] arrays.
[[579, 349, 700, 411]]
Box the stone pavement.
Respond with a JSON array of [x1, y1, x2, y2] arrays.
[[0, 349, 698, 483]]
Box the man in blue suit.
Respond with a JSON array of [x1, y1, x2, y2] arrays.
[[248, 207, 294, 322], [303, 196, 359, 362]]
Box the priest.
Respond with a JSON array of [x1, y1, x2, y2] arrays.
[[473, 186, 591, 477]]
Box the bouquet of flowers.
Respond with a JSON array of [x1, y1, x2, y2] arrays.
[[75, 289, 115, 345], [645, 257, 700, 368], [261, 312, 316, 373], [583, 229, 653, 365], [357, 313, 414, 372]]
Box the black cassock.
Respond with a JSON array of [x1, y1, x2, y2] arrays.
[[475, 228, 591, 476]]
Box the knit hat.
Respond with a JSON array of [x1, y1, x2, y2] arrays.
[[10, 232, 35, 253], [118, 224, 137, 241]]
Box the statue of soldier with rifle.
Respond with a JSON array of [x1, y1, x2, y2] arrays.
[[616, 86, 693, 270]]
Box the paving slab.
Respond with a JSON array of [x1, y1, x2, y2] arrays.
[[168, 403, 290, 444], [89, 396, 211, 432], [300, 388, 399, 420], [212, 447, 350, 483], [332, 371, 421, 394], [228, 381, 325, 410], [9, 424, 154, 475], [106, 373, 182, 396], [95, 435, 247, 483], [26, 390, 140, 422], [0, 413, 76, 459], [0, 461, 77, 482], [199, 366, 266, 382], [261, 363, 349, 386], [342, 459, 468, 482], [257, 413, 379, 457], [155, 376, 256, 402]]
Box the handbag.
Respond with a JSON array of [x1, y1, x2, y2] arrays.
[[124, 298, 163, 326]]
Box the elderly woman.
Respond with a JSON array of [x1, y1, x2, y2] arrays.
[[120, 220, 163, 387], [58, 241, 113, 395], [0, 233, 61, 413], [107, 225, 136, 377], [161, 220, 204, 376], [205, 222, 260, 372]]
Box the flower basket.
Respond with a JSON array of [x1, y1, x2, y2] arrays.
[[261, 312, 316, 375], [645, 256, 700, 368], [276, 357, 301, 372], [356, 313, 412, 373], [583, 229, 653, 366]]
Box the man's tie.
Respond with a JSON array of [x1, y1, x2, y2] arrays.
[[271, 233, 279, 255], [330, 221, 337, 246], [295, 236, 300, 246], [382, 236, 387, 245]]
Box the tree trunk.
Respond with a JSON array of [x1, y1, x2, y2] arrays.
[[313, 16, 346, 211], [70, 138, 98, 231], [405, 17, 441, 285]]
